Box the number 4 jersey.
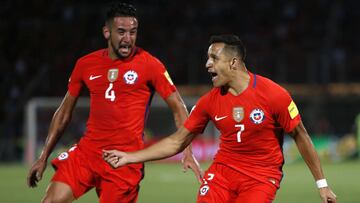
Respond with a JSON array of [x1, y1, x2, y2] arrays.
[[184, 72, 301, 188], [68, 48, 176, 154]]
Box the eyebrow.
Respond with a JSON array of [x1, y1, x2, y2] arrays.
[[209, 53, 218, 59], [117, 27, 138, 32]]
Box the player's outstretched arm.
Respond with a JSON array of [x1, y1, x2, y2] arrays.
[[103, 126, 196, 168], [27, 92, 78, 188], [164, 92, 203, 183], [289, 121, 337, 203]]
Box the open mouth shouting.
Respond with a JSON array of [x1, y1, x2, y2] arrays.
[[118, 44, 132, 55], [209, 71, 218, 82]]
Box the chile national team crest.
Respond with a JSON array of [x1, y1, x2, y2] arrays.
[[58, 152, 69, 160], [123, 70, 138, 84], [250, 108, 265, 124], [199, 185, 209, 196]]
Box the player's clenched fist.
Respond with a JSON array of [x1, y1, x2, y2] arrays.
[[103, 150, 130, 168]]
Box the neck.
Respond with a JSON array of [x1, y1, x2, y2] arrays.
[[108, 48, 118, 60], [228, 68, 250, 96]]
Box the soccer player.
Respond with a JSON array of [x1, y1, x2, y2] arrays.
[[103, 34, 337, 203], [26, 2, 202, 203]]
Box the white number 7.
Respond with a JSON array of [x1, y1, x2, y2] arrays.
[[235, 124, 245, 142]]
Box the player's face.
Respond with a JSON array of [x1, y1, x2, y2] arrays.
[[206, 43, 232, 87], [108, 16, 138, 59]]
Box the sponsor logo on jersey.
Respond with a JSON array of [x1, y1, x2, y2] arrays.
[[288, 100, 299, 119], [58, 152, 69, 160], [89, 75, 102, 80], [233, 107, 244, 122], [214, 115, 227, 121], [164, 71, 174, 85], [107, 68, 119, 82], [199, 185, 209, 196], [123, 70, 138, 84], [250, 108, 265, 124]]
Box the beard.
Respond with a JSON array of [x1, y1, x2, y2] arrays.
[[110, 41, 132, 59]]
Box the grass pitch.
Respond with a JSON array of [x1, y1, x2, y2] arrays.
[[1, 160, 359, 202]]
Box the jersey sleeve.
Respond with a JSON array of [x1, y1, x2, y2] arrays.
[[184, 96, 210, 134], [271, 86, 301, 133], [149, 57, 177, 99], [67, 59, 83, 97]]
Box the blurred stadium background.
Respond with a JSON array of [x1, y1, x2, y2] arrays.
[[1, 0, 360, 202]]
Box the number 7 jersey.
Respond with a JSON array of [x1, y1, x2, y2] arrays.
[[67, 48, 176, 154], [184, 72, 301, 188]]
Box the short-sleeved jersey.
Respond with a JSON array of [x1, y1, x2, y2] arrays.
[[184, 72, 301, 188], [68, 48, 176, 154]]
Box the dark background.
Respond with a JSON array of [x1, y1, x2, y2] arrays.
[[1, 0, 359, 161]]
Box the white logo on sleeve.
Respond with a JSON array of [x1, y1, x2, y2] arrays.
[[89, 75, 102, 80], [214, 115, 227, 121]]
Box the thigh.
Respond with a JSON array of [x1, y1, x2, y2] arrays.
[[51, 146, 96, 199], [42, 181, 75, 203], [97, 164, 144, 203], [196, 163, 231, 203], [235, 182, 277, 203], [98, 181, 139, 203]]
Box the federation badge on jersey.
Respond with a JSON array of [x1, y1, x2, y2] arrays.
[[233, 107, 244, 122], [123, 70, 138, 84], [58, 152, 69, 160], [199, 185, 209, 196], [164, 71, 174, 85], [288, 100, 299, 119], [108, 68, 119, 82], [250, 108, 265, 124]]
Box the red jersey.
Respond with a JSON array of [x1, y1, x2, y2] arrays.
[[184, 72, 301, 187], [68, 48, 176, 154]]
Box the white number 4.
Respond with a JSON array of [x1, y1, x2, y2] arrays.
[[235, 124, 245, 142], [105, 83, 116, 101]]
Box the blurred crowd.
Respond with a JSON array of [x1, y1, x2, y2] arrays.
[[0, 0, 359, 161]]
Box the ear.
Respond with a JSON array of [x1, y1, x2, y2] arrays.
[[103, 26, 110, 40], [230, 58, 238, 70]]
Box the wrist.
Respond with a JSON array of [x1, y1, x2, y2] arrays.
[[316, 179, 328, 189], [38, 153, 49, 162], [127, 152, 137, 164]]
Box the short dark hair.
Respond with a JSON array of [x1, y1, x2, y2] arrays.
[[209, 34, 246, 61], [105, 2, 137, 24]]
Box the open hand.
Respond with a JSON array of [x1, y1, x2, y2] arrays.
[[103, 149, 130, 168], [181, 152, 203, 183]]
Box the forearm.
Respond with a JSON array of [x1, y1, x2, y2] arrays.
[[171, 96, 188, 129], [39, 106, 71, 161], [128, 127, 194, 163], [293, 132, 325, 180], [166, 92, 195, 153]]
